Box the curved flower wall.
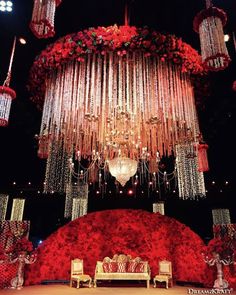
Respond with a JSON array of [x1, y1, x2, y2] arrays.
[[24, 209, 211, 286]]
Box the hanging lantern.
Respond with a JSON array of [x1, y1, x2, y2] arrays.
[[0, 86, 16, 126], [197, 143, 209, 172], [193, 3, 230, 71], [176, 142, 206, 200], [0, 37, 16, 127], [30, 0, 62, 39]]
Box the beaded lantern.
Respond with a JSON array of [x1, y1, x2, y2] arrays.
[[193, 1, 230, 71], [30, 0, 62, 39], [0, 37, 16, 127], [0, 86, 16, 126]]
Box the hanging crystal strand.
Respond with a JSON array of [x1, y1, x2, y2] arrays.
[[98, 54, 106, 149]]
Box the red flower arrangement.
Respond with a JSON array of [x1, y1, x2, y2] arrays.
[[28, 25, 205, 108], [205, 237, 235, 260], [6, 237, 34, 257]]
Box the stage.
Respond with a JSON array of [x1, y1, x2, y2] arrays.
[[0, 284, 235, 295]]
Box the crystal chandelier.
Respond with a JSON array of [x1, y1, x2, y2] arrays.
[[175, 142, 206, 200], [30, 0, 62, 38], [108, 157, 138, 186], [193, 0, 230, 71], [0, 37, 16, 127], [29, 25, 207, 198]]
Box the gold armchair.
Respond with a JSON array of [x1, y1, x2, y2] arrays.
[[70, 258, 92, 288], [153, 260, 173, 289]]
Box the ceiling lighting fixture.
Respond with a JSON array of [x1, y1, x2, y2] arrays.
[[224, 34, 230, 42], [108, 157, 138, 187], [19, 37, 27, 45], [0, 1, 13, 12], [29, 25, 208, 199], [193, 0, 230, 71], [30, 0, 62, 38], [0, 37, 16, 127]]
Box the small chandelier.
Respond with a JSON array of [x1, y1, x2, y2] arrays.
[[30, 0, 62, 38], [108, 157, 138, 186], [0, 37, 16, 127], [193, 0, 230, 71]]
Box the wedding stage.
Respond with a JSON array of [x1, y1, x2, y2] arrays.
[[1, 284, 236, 295], [1, 209, 236, 291]]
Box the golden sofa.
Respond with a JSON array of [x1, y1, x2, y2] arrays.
[[94, 254, 151, 288]]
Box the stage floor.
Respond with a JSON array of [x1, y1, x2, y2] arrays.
[[0, 284, 235, 295]]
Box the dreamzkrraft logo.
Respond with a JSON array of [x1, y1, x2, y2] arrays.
[[188, 289, 233, 294]]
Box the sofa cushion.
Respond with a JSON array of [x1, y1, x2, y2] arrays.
[[127, 261, 138, 273], [135, 262, 145, 273], [103, 262, 110, 273], [103, 262, 118, 273], [109, 262, 118, 272], [117, 262, 127, 273]]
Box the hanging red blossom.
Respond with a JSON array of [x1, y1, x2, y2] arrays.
[[197, 143, 209, 172], [232, 81, 236, 92]]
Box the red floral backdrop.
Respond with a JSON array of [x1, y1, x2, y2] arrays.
[[25, 209, 213, 286]]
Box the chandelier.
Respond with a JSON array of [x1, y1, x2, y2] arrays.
[[29, 25, 207, 198], [0, 37, 16, 127], [193, 0, 230, 71], [30, 0, 62, 39], [108, 157, 138, 186]]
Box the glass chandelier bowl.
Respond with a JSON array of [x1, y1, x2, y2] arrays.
[[108, 157, 138, 186]]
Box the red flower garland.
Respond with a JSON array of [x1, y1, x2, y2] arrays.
[[0, 86, 16, 99], [28, 25, 205, 109]]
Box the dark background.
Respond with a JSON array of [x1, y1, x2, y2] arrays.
[[0, 0, 235, 244]]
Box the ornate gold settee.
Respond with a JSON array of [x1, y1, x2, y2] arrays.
[[94, 254, 151, 288]]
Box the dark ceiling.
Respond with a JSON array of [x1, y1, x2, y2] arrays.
[[0, 0, 235, 239]]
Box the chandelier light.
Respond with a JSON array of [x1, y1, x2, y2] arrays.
[[0, 37, 16, 127], [0, 194, 9, 220], [29, 25, 207, 197], [65, 184, 88, 218], [193, 0, 230, 71], [10, 199, 25, 221], [212, 209, 231, 225], [108, 157, 138, 186], [30, 0, 62, 39], [175, 142, 206, 200]]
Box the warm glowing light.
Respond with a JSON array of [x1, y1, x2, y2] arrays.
[[128, 190, 133, 195], [212, 181, 215, 185], [19, 37, 27, 45], [225, 181, 229, 185], [108, 157, 138, 187], [224, 34, 230, 42]]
